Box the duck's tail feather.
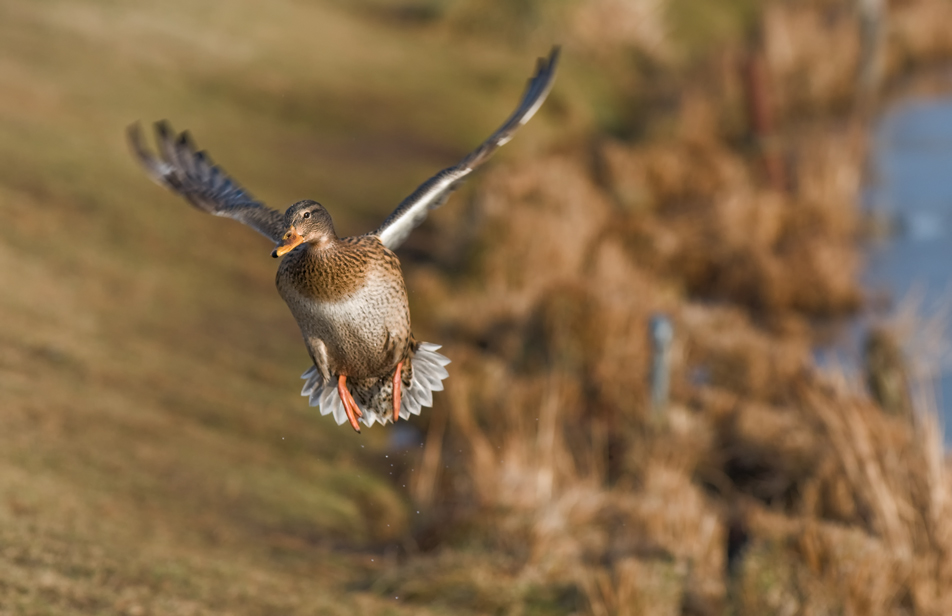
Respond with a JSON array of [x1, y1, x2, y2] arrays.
[[299, 342, 450, 428], [300, 365, 352, 427], [398, 342, 450, 421]]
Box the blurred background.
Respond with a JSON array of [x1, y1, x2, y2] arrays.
[[4, 0, 952, 614]]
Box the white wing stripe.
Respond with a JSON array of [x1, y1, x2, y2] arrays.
[[373, 47, 559, 250]]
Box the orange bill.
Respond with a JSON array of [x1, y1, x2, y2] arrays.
[[271, 227, 304, 258]]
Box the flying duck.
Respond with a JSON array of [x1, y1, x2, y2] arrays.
[[127, 47, 559, 432]]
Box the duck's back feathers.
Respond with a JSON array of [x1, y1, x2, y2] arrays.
[[301, 342, 450, 427]]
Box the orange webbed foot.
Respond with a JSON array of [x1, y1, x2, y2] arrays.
[[337, 375, 362, 433], [392, 361, 403, 423]]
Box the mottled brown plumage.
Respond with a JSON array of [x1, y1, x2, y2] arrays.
[[275, 201, 417, 416], [127, 47, 559, 431]]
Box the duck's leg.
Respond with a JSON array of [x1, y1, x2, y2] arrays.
[[392, 361, 404, 423], [337, 375, 363, 433]]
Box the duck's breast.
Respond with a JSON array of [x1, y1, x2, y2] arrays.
[[280, 251, 410, 378]]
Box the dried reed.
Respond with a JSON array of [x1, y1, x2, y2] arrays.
[[388, 1, 952, 613]]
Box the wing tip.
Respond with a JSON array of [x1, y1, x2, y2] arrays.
[[535, 45, 561, 95], [126, 121, 148, 160], [154, 119, 174, 140], [126, 119, 177, 186]]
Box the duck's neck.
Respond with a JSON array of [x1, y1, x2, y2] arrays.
[[305, 234, 339, 252], [296, 237, 365, 300]]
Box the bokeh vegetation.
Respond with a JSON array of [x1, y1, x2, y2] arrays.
[[3, 0, 952, 614]]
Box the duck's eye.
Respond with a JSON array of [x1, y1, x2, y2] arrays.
[[303, 211, 311, 219]]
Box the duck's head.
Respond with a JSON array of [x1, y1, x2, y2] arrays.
[[272, 199, 337, 258]]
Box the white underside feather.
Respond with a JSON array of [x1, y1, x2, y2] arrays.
[[299, 343, 450, 428]]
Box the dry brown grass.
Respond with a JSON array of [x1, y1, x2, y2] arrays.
[[379, 1, 952, 613]]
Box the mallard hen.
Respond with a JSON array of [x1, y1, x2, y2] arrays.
[[127, 48, 559, 432]]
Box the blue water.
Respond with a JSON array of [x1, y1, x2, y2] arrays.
[[864, 99, 952, 442]]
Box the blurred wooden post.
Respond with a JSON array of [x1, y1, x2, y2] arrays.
[[857, 0, 886, 115], [649, 314, 673, 417], [741, 43, 786, 190], [864, 326, 913, 421]]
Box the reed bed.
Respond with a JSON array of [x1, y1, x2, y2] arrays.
[[378, 0, 952, 613]]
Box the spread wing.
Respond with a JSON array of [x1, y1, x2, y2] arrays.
[[374, 46, 560, 250], [127, 121, 286, 243]]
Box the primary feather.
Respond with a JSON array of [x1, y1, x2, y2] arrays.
[[127, 121, 286, 242]]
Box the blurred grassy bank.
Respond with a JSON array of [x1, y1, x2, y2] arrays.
[[3, 0, 952, 614], [0, 1, 570, 613]]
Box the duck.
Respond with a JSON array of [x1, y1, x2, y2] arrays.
[[127, 47, 559, 432]]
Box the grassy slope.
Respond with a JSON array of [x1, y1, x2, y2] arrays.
[[0, 1, 565, 613]]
